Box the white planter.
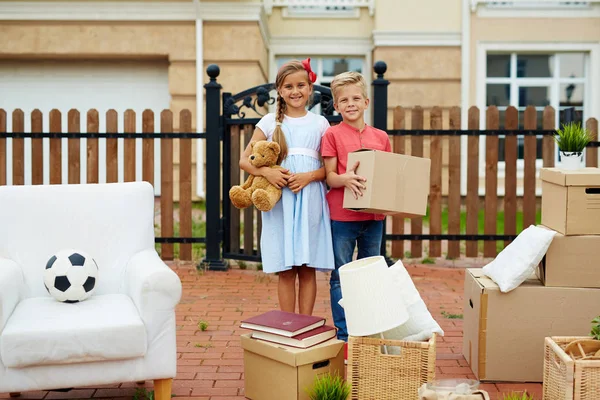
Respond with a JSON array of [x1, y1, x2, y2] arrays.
[[560, 151, 583, 170]]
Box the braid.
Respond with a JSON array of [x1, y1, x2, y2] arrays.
[[272, 94, 288, 165]]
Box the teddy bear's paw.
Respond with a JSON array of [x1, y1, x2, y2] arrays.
[[229, 186, 252, 209], [252, 189, 274, 212]]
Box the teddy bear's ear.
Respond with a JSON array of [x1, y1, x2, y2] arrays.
[[249, 140, 257, 148], [268, 141, 281, 155]]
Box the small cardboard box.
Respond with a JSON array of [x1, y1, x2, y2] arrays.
[[463, 268, 600, 383], [241, 333, 345, 400], [342, 149, 431, 217], [540, 167, 600, 235], [537, 225, 600, 288]]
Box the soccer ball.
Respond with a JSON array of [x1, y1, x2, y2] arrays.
[[43, 249, 99, 303]]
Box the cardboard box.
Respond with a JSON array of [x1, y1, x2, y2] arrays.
[[463, 268, 600, 383], [343, 149, 431, 217], [540, 167, 600, 235], [537, 225, 600, 288], [241, 333, 345, 400]]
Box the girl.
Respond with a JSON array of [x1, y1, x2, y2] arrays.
[[239, 58, 334, 316]]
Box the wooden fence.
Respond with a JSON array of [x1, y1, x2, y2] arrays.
[[0, 108, 197, 261], [387, 104, 598, 259], [1, 105, 599, 262]]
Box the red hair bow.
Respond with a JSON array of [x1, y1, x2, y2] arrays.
[[301, 58, 317, 83]]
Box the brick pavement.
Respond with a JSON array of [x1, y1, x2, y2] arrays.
[[1, 262, 543, 400]]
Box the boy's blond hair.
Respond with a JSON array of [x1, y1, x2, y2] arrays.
[[330, 71, 368, 104]]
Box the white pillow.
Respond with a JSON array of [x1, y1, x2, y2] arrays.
[[369, 260, 444, 350], [482, 225, 556, 293]]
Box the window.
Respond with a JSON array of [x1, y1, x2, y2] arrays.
[[276, 56, 364, 115], [485, 52, 587, 162]]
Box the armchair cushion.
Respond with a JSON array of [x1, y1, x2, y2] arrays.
[[1, 294, 146, 368]]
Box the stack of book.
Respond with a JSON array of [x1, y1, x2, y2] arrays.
[[240, 310, 337, 349]]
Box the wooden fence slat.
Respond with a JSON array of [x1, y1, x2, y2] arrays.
[[124, 109, 136, 183], [161, 110, 174, 260], [142, 110, 154, 185], [466, 106, 480, 257], [410, 106, 424, 258], [87, 109, 99, 184], [391, 106, 405, 258], [230, 124, 241, 254], [523, 106, 537, 228], [49, 109, 62, 184], [12, 109, 24, 185], [447, 107, 461, 259], [0, 109, 5, 186], [243, 125, 254, 256], [484, 106, 499, 258], [542, 106, 555, 168], [68, 109, 80, 184], [179, 109, 193, 261], [586, 118, 598, 168], [429, 107, 442, 258], [106, 110, 118, 183], [31, 109, 44, 185], [504, 106, 518, 247]]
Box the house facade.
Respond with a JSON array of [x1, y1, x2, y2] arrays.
[[0, 0, 598, 199]]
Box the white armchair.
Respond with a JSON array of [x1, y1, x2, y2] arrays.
[[0, 182, 182, 399]]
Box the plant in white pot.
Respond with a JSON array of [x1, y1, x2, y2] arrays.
[[554, 121, 592, 170]]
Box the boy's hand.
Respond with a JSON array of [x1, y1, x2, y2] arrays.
[[262, 167, 291, 189], [343, 161, 367, 199], [288, 172, 312, 194]]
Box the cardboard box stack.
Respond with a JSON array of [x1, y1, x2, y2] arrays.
[[463, 167, 600, 383], [239, 310, 344, 400]]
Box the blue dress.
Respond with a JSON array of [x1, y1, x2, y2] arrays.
[[255, 112, 335, 274]]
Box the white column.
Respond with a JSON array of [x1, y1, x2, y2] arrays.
[[195, 3, 205, 198], [460, 0, 471, 196]]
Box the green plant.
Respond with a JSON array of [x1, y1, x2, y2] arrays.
[[591, 316, 600, 340], [198, 320, 209, 331], [554, 122, 592, 153], [441, 311, 463, 319], [305, 372, 350, 400], [500, 391, 535, 400]]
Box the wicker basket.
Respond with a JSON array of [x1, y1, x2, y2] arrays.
[[543, 336, 600, 400], [347, 333, 436, 400]]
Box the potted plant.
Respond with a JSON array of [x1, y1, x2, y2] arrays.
[[554, 121, 592, 170], [305, 372, 350, 400]]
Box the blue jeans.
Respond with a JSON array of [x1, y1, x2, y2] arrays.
[[329, 220, 383, 341]]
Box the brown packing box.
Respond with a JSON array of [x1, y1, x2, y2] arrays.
[[537, 225, 600, 288], [241, 333, 345, 400], [343, 149, 431, 217], [462, 268, 600, 383], [540, 167, 600, 235]]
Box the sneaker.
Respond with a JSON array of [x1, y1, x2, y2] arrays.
[[344, 342, 348, 365]]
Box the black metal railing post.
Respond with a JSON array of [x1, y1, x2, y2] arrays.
[[201, 64, 228, 271], [221, 92, 233, 256], [371, 61, 394, 266]]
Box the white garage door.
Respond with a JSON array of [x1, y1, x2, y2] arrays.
[[0, 59, 170, 195]]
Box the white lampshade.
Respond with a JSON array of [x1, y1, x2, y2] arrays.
[[338, 256, 409, 337]]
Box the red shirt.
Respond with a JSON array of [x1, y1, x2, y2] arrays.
[[320, 121, 392, 222]]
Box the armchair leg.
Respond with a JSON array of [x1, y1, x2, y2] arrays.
[[154, 378, 172, 400]]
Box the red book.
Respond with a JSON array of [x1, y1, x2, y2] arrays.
[[240, 310, 326, 337], [251, 325, 337, 349]]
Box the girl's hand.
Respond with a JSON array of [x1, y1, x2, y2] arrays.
[[288, 172, 313, 194], [342, 161, 367, 199], [262, 167, 291, 189]]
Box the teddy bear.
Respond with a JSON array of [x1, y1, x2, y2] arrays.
[[229, 140, 284, 212]]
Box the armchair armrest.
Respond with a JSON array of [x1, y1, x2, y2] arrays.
[[124, 249, 182, 317], [0, 258, 23, 332]]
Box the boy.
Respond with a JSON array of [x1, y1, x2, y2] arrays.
[[320, 71, 391, 359]]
